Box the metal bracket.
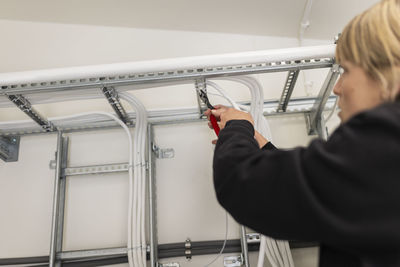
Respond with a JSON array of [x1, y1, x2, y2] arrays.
[[246, 233, 261, 244], [277, 70, 300, 112], [224, 255, 243, 267], [152, 143, 175, 159], [0, 136, 20, 162], [6, 94, 54, 132], [306, 64, 340, 137], [195, 78, 208, 118], [185, 238, 192, 260], [159, 263, 180, 267], [102, 86, 130, 124]]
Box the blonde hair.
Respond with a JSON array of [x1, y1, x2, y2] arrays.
[[336, 0, 400, 101]]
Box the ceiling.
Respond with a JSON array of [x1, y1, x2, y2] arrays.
[[0, 0, 379, 40]]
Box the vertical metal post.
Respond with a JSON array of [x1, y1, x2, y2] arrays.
[[147, 124, 158, 267], [55, 137, 69, 267], [240, 226, 250, 267], [49, 131, 64, 267]]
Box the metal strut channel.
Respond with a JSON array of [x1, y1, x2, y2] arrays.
[[277, 70, 300, 112], [102, 86, 129, 124], [0, 60, 333, 96], [306, 64, 340, 137], [6, 94, 54, 131]]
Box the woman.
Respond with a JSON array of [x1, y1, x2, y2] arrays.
[[205, 0, 400, 266]]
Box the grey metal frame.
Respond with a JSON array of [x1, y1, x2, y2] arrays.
[[102, 86, 130, 124], [49, 132, 69, 267], [0, 60, 332, 96], [1, 54, 339, 267], [305, 64, 340, 137], [148, 124, 158, 267], [277, 70, 300, 112], [6, 94, 54, 131]]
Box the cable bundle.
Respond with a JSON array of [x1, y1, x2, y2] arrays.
[[45, 90, 148, 267], [118, 92, 148, 267], [208, 77, 294, 267]]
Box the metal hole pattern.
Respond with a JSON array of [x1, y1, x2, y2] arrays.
[[0, 58, 332, 91]]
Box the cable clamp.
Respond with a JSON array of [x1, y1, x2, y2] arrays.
[[152, 143, 175, 159], [185, 238, 192, 260], [223, 255, 242, 267]]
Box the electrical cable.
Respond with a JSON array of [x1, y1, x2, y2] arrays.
[[203, 211, 229, 267], [119, 91, 148, 267], [210, 77, 294, 267]]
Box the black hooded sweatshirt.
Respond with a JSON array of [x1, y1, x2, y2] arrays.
[[213, 101, 400, 267]]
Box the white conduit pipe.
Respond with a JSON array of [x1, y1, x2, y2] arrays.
[[0, 45, 335, 86], [119, 92, 148, 267], [210, 77, 294, 267]]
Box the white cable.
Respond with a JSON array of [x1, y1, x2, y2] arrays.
[[120, 92, 148, 267], [210, 77, 294, 267], [206, 81, 241, 110], [257, 236, 267, 267], [203, 211, 229, 267]]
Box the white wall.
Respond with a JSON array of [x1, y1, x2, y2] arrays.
[[0, 19, 340, 267]]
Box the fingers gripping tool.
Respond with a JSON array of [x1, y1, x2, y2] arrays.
[[197, 84, 220, 136]]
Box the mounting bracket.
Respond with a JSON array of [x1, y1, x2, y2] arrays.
[[0, 136, 20, 162]]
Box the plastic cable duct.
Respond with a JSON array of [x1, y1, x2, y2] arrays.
[[0, 45, 335, 88]]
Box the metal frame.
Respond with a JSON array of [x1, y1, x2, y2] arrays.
[[102, 86, 130, 124], [277, 70, 300, 112], [0, 49, 339, 267], [6, 94, 54, 131], [49, 132, 69, 267], [305, 64, 340, 137]]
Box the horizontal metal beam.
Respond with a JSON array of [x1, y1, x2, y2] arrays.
[[0, 60, 333, 96], [0, 96, 337, 136], [62, 162, 129, 176], [0, 239, 319, 265]]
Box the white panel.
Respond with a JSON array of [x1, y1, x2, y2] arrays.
[[0, 134, 57, 257]]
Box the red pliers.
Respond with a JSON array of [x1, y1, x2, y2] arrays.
[[198, 88, 220, 136]]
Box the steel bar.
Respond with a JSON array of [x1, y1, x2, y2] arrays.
[[6, 94, 54, 131], [277, 70, 300, 112], [0, 61, 333, 96], [0, 240, 319, 266], [0, 96, 337, 137], [62, 162, 129, 176], [148, 124, 159, 267], [240, 226, 250, 267], [55, 136, 69, 267], [49, 131, 64, 267], [306, 64, 340, 136], [102, 86, 129, 123]]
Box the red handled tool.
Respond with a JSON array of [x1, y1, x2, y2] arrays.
[[197, 86, 220, 136], [209, 113, 220, 136]]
